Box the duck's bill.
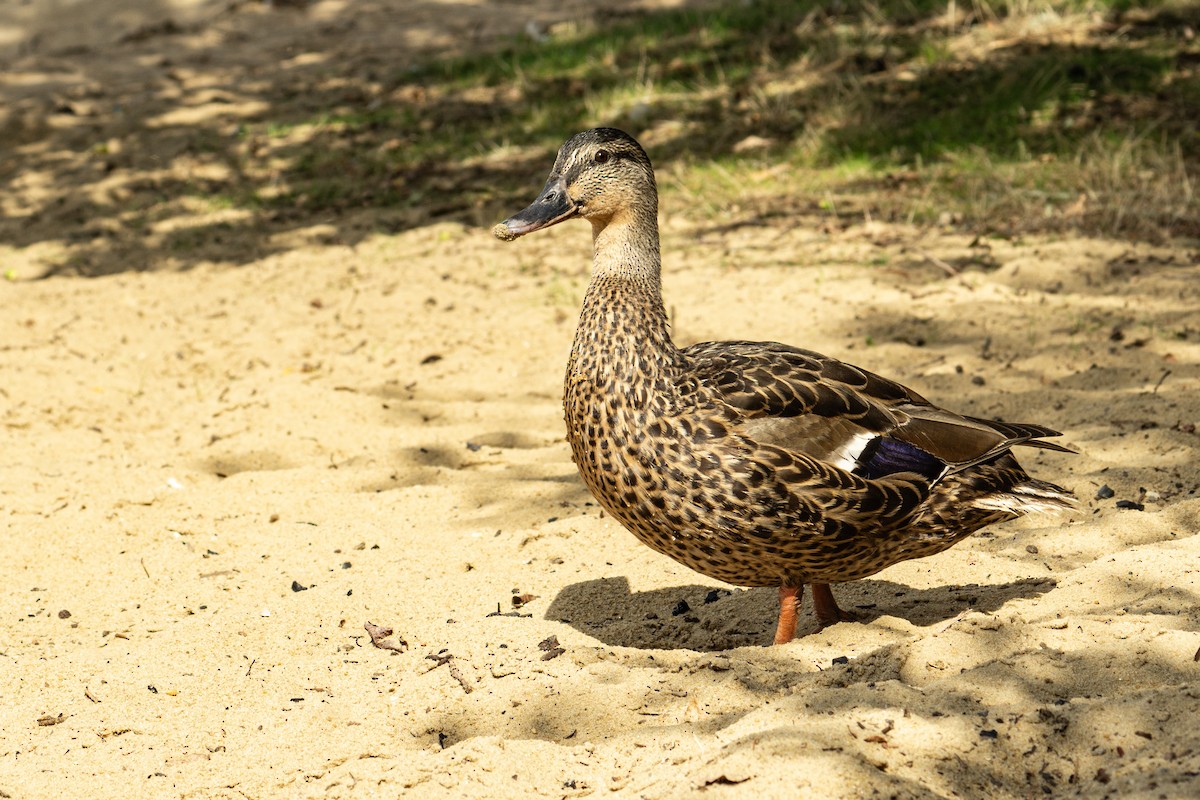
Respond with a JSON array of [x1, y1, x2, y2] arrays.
[[492, 178, 577, 241]]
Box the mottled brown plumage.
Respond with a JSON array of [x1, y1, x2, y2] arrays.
[[494, 128, 1076, 644]]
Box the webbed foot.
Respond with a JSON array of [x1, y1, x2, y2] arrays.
[[811, 583, 859, 630]]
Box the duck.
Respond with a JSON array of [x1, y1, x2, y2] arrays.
[[493, 128, 1076, 644]]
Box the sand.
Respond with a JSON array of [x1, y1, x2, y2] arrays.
[[2, 2, 1199, 798]]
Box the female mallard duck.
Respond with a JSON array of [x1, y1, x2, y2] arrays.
[[493, 128, 1075, 644]]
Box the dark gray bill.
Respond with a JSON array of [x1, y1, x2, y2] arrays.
[[492, 177, 576, 241]]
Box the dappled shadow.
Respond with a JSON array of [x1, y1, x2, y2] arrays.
[[359, 440, 589, 521], [420, 590, 1200, 796], [195, 449, 297, 477], [544, 574, 1055, 651], [1, 0, 1196, 278], [0, 0, 626, 277], [347, 379, 592, 517], [840, 245, 1200, 490]]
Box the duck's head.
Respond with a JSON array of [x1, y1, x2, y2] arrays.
[[493, 128, 656, 241]]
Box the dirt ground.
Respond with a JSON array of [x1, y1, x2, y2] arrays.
[[2, 2, 1199, 798]]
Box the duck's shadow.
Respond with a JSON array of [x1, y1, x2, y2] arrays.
[[545, 575, 1055, 651]]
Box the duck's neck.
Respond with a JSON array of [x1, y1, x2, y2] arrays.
[[567, 208, 681, 395], [590, 205, 661, 281]]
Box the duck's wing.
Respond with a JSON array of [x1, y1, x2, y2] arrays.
[[682, 340, 1070, 483]]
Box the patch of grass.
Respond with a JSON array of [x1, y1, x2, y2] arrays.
[[825, 45, 1174, 163], [235, 0, 1196, 238]]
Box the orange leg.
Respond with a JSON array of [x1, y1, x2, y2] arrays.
[[811, 583, 858, 629], [773, 585, 804, 644]]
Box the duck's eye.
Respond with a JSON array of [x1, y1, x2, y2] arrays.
[[593, 149, 610, 165]]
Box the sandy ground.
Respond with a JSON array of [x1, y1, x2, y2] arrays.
[[2, 2, 1200, 798]]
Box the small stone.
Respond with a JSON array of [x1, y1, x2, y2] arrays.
[[1095, 484, 1115, 500], [1025, 544, 1039, 555], [979, 729, 998, 739], [58, 609, 72, 619], [1115, 500, 1144, 511], [832, 655, 849, 666], [703, 590, 722, 604], [291, 580, 309, 592], [537, 635, 565, 660], [670, 599, 691, 617]]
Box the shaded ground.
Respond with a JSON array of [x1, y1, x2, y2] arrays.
[[1, 0, 1197, 279]]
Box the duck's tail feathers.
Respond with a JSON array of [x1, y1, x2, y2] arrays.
[[971, 479, 1078, 515], [965, 417, 1076, 455], [1016, 438, 1076, 454]]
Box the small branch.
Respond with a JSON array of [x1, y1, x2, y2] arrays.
[[485, 602, 531, 619], [916, 248, 960, 277], [447, 662, 473, 694], [424, 650, 472, 693]]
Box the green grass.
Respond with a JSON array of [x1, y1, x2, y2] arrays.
[[236, 0, 1196, 237]]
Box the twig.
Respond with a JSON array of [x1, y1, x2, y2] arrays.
[[485, 602, 531, 619], [916, 248, 960, 277], [425, 651, 453, 667], [447, 662, 473, 694], [1152, 369, 1171, 395], [424, 650, 473, 693]]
